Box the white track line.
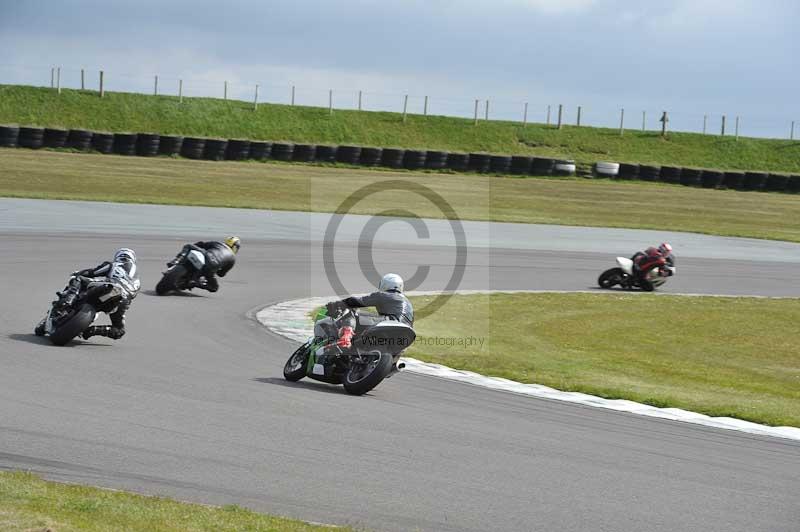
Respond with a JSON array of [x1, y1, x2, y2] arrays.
[[256, 291, 800, 442]]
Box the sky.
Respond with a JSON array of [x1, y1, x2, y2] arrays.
[[1, 0, 798, 138]]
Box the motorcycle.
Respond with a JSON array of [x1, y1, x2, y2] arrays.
[[598, 257, 675, 292], [35, 278, 135, 346], [155, 248, 207, 295], [283, 304, 415, 395]]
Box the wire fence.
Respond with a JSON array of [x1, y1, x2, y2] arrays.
[[2, 62, 798, 141]]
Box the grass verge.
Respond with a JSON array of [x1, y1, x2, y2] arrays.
[[406, 292, 800, 427], [2, 149, 800, 242], [2, 84, 800, 172], [0, 471, 347, 531]]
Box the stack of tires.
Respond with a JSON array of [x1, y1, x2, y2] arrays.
[[722, 172, 745, 190], [292, 144, 316, 163], [337, 146, 362, 165], [271, 143, 294, 161], [446, 153, 470, 172], [18, 127, 45, 149], [764, 174, 789, 192], [531, 157, 555, 176], [226, 140, 251, 161], [403, 150, 426, 170], [180, 137, 206, 159], [204, 139, 228, 161], [136, 134, 160, 156], [380, 148, 405, 168], [468, 153, 491, 173], [553, 160, 576, 176], [510, 156, 533, 175], [490, 155, 512, 174], [360, 147, 383, 166], [315, 145, 337, 163], [113, 133, 138, 156], [638, 165, 660, 182], [743, 172, 768, 191], [617, 163, 639, 180], [91, 132, 114, 154], [249, 141, 272, 160], [159, 135, 183, 156], [425, 151, 448, 170], [0, 125, 20, 147], [594, 162, 619, 178], [43, 128, 69, 148], [67, 129, 93, 150], [680, 168, 702, 187], [659, 166, 682, 184], [701, 170, 724, 189], [787, 175, 800, 193]]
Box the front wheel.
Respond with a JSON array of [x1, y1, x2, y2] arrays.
[[343, 352, 393, 396], [283, 344, 310, 382], [156, 264, 188, 295], [598, 267, 623, 289], [49, 304, 96, 346]]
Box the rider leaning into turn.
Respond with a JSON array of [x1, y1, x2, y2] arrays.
[[631, 242, 675, 282], [177, 236, 241, 292], [36, 248, 141, 340]]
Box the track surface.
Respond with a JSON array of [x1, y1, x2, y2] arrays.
[[1, 199, 798, 531]]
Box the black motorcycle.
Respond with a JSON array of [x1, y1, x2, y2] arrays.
[[283, 305, 415, 395], [155, 248, 207, 295], [35, 279, 134, 346]]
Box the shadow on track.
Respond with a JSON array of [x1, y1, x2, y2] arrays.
[[6, 333, 112, 348], [141, 289, 205, 298], [252, 377, 346, 395]]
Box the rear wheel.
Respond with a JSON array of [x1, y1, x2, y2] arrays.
[[598, 268, 623, 289], [49, 304, 95, 346], [639, 280, 655, 292], [283, 344, 310, 382], [343, 352, 393, 395], [156, 265, 188, 295]]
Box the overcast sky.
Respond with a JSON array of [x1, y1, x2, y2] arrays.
[[1, 0, 797, 137]]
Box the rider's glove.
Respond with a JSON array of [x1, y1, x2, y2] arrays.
[[337, 326, 354, 349]]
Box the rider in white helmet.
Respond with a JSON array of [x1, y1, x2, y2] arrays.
[[331, 273, 414, 326]]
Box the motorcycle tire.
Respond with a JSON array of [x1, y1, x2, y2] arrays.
[[343, 352, 393, 396], [283, 344, 310, 382], [639, 280, 655, 292], [156, 264, 188, 295], [49, 304, 96, 346], [598, 268, 623, 289]]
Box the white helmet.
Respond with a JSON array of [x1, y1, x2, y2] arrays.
[[114, 248, 136, 264], [378, 273, 404, 293]]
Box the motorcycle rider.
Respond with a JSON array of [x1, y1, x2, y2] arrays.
[[631, 242, 675, 284], [35, 248, 141, 340], [172, 236, 240, 292]]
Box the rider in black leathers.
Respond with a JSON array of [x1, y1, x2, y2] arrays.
[[176, 236, 240, 292]]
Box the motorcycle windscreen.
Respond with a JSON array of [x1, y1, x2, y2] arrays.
[[354, 321, 416, 354]]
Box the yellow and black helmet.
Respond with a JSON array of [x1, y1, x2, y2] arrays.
[[224, 236, 241, 254]]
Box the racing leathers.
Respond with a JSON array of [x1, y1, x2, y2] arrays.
[[340, 291, 415, 326], [631, 247, 675, 283], [179, 241, 236, 292]]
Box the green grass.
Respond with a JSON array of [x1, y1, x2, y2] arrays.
[[0, 471, 349, 531], [406, 293, 800, 427], [2, 84, 800, 172], [2, 149, 800, 242]]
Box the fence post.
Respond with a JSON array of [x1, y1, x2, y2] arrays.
[[291, 85, 296, 106], [253, 84, 259, 110], [484, 99, 489, 121], [792, 121, 795, 140], [474, 99, 479, 125], [50, 67, 54, 88], [423, 95, 428, 116], [619, 108, 625, 136], [402, 94, 408, 122], [576, 105, 581, 126], [660, 111, 668, 137], [703, 114, 707, 134], [80, 69, 85, 90], [641, 110, 646, 131], [56, 67, 61, 94], [329, 89, 333, 115], [179, 79, 183, 103], [358, 90, 362, 111], [721, 115, 726, 136], [546, 105, 551, 126], [735, 116, 739, 141], [154, 75, 158, 96], [557, 104, 563, 129], [523, 102, 528, 127], [99, 70, 104, 98], [224, 81, 227, 100]]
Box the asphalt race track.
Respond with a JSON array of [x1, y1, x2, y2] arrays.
[[1, 199, 798, 532]]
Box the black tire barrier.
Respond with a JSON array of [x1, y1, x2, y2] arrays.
[[490, 155, 512, 174], [722, 171, 745, 190], [203, 139, 228, 161], [380, 148, 405, 168], [135, 133, 160, 157], [180, 137, 206, 159], [359, 147, 383, 166], [468, 153, 491, 173], [271, 142, 294, 161], [42, 128, 68, 149], [315, 145, 337, 163], [113, 133, 138, 156], [743, 172, 768, 191], [787, 175, 800, 194], [446, 153, 470, 172], [764, 174, 789, 192], [66, 129, 93, 150], [510, 156, 533, 175], [90, 132, 114, 154], [403, 150, 427, 170], [617, 163, 639, 180], [337, 145, 362, 164], [249, 141, 272, 160], [225, 139, 251, 161], [680, 168, 702, 187], [0, 125, 20, 147], [158, 135, 183, 156], [638, 165, 661, 182], [425, 150, 448, 170], [531, 157, 555, 176], [701, 170, 724, 189], [292, 143, 316, 162], [553, 159, 576, 176], [660, 166, 682, 184]]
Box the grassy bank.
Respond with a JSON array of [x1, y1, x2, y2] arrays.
[[2, 149, 800, 242], [0, 471, 347, 531], [2, 84, 800, 172], [406, 293, 800, 427]]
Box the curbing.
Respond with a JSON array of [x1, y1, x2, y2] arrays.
[[255, 290, 800, 442]]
